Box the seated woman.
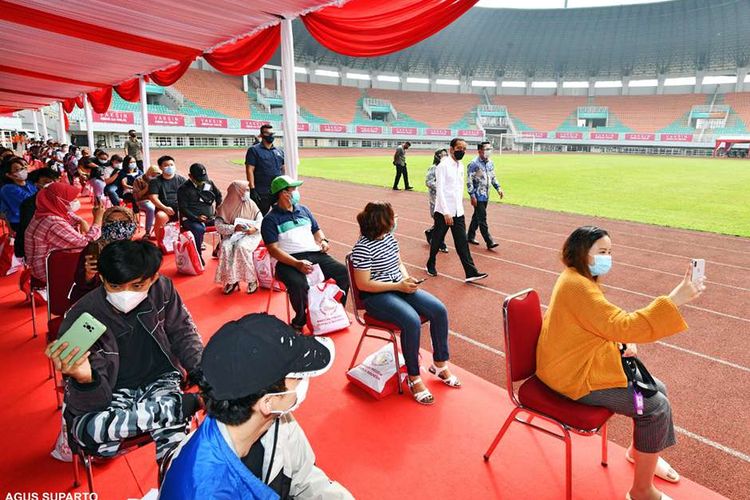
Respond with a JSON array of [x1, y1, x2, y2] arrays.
[[536, 226, 706, 500], [133, 165, 160, 239], [24, 183, 103, 282], [214, 180, 262, 294], [351, 201, 460, 405], [87, 166, 107, 204], [69, 206, 138, 303], [117, 156, 141, 213], [0, 156, 36, 234]]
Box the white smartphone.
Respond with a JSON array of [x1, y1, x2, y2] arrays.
[[690, 259, 705, 285]]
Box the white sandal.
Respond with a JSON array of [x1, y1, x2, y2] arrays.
[[407, 377, 434, 405], [625, 449, 680, 483], [625, 493, 672, 500], [429, 364, 462, 388]]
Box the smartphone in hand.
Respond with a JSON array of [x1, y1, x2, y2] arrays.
[[690, 259, 705, 285], [411, 278, 426, 285]]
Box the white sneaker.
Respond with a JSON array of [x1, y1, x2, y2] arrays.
[[465, 272, 488, 283]]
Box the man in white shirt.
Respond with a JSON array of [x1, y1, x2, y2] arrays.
[[426, 138, 488, 283]]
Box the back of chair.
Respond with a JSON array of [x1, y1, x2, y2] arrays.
[[344, 253, 366, 323], [503, 289, 543, 383], [46, 247, 85, 317]]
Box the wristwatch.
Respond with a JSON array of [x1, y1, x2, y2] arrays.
[[321, 238, 329, 244]]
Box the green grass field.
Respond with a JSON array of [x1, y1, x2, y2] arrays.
[[234, 154, 750, 237]]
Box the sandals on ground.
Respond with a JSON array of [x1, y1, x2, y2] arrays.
[[407, 377, 434, 405], [625, 493, 672, 500], [625, 449, 680, 483], [428, 364, 462, 388], [247, 282, 258, 294], [223, 282, 239, 295]]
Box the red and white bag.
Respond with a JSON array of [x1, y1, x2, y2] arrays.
[[158, 222, 180, 254], [306, 279, 350, 335], [0, 235, 24, 276], [175, 231, 204, 276], [253, 244, 285, 291], [346, 343, 407, 399]]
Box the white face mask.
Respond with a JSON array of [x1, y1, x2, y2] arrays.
[[14, 169, 28, 181], [68, 199, 81, 213], [106, 289, 149, 313], [269, 378, 309, 416]]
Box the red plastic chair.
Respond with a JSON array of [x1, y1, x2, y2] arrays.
[[483, 289, 613, 500], [345, 253, 428, 395]]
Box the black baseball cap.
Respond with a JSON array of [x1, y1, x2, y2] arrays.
[[201, 313, 335, 400], [189, 163, 208, 182]]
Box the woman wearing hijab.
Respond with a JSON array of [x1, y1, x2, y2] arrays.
[[214, 180, 263, 294], [69, 206, 138, 303], [24, 183, 104, 282]]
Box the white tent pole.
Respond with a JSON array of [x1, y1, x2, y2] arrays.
[[83, 96, 95, 149], [57, 101, 68, 144], [139, 76, 152, 166], [40, 107, 49, 141], [280, 18, 300, 179], [32, 111, 39, 140]]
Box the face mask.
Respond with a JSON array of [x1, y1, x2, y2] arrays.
[[13, 169, 28, 181], [290, 190, 300, 205], [482, 151, 492, 159], [163, 166, 176, 176], [101, 220, 137, 241], [242, 191, 251, 203], [106, 289, 149, 314], [269, 378, 309, 416], [263, 134, 275, 144], [112, 162, 122, 170], [454, 150, 465, 161], [68, 199, 81, 213], [588, 254, 612, 277], [128, 163, 137, 171]]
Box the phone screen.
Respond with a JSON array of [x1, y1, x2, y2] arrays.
[[691, 259, 705, 285]]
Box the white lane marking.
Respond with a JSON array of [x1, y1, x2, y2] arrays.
[[674, 426, 750, 464]]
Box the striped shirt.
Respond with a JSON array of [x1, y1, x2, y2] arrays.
[[351, 233, 402, 283]]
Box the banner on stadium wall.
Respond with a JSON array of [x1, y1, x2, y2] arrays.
[[195, 117, 228, 128], [590, 132, 619, 140], [624, 133, 656, 141], [241, 119, 269, 130], [93, 111, 134, 124], [555, 132, 584, 140], [355, 125, 383, 134], [297, 122, 310, 132], [148, 114, 185, 127], [426, 128, 451, 137], [391, 127, 417, 136], [521, 131, 548, 139], [660, 133, 693, 142], [458, 129, 484, 137], [319, 124, 347, 133]]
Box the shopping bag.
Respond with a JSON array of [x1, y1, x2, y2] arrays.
[[306, 279, 350, 335], [0, 234, 24, 276], [175, 231, 204, 276], [158, 222, 180, 254], [346, 343, 407, 399], [253, 244, 285, 291]]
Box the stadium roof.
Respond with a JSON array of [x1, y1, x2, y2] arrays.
[[288, 0, 750, 80]]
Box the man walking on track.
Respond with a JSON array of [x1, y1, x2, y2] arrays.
[[392, 141, 413, 190], [467, 141, 503, 249], [426, 138, 488, 283]]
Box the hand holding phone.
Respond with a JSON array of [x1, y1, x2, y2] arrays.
[[690, 258, 705, 286], [48, 312, 107, 366], [409, 277, 426, 285]]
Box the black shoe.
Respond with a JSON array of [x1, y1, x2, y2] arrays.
[[468, 238, 479, 245], [424, 229, 432, 245], [425, 265, 438, 277], [392, 187, 400, 191], [465, 272, 488, 283], [439, 245, 449, 254], [487, 242, 499, 250], [291, 322, 305, 334], [405, 186, 414, 191]]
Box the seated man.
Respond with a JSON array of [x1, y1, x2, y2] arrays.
[[177, 163, 222, 263], [149, 155, 186, 242], [261, 176, 349, 332], [45, 239, 204, 466], [160, 313, 353, 500]]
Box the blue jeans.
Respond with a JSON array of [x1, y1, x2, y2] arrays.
[[137, 200, 155, 234], [104, 184, 121, 206], [363, 289, 449, 376]]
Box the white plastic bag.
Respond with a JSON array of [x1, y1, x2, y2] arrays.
[[346, 343, 406, 399], [159, 222, 180, 254], [253, 244, 284, 291], [306, 279, 350, 335], [175, 231, 204, 276]]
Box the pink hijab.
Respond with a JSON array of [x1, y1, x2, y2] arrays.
[[35, 182, 80, 219], [215, 180, 260, 222]]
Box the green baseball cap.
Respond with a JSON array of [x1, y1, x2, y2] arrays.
[[270, 175, 303, 195]]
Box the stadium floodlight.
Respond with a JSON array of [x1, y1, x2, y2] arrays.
[[594, 80, 623, 88], [628, 79, 658, 87], [501, 81, 527, 88], [562, 81, 589, 88], [377, 75, 401, 83], [471, 80, 497, 87], [531, 81, 557, 88], [346, 72, 371, 80], [664, 76, 696, 86], [294, 67, 307, 74], [436, 78, 460, 85], [406, 77, 430, 84], [702, 75, 737, 85], [314, 69, 340, 77]]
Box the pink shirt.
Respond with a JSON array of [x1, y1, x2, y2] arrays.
[[24, 215, 101, 280]]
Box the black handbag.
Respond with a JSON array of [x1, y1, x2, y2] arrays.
[[621, 356, 660, 398]]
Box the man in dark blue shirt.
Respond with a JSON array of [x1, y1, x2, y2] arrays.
[[245, 124, 285, 215]]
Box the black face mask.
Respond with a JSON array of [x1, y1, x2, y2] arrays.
[[454, 150, 465, 161], [263, 134, 275, 144]]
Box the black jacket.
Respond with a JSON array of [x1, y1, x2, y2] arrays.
[[177, 180, 222, 222]]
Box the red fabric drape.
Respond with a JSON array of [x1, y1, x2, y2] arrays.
[[87, 87, 112, 114], [149, 59, 195, 87], [62, 98, 76, 113], [64, 112, 70, 132], [115, 78, 141, 102], [203, 25, 280, 76], [302, 0, 477, 57], [74, 96, 83, 108]]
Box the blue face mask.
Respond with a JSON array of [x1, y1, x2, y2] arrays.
[[588, 254, 612, 277], [290, 190, 300, 205]]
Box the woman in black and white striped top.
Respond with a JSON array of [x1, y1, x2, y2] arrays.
[[351, 201, 461, 406]]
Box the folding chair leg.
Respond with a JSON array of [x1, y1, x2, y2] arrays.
[[48, 357, 54, 379], [483, 407, 521, 460], [53, 369, 62, 410], [600, 422, 609, 466], [564, 429, 573, 500], [348, 327, 370, 370], [390, 332, 403, 394], [72, 453, 80, 488], [83, 453, 95, 493], [30, 292, 37, 338]]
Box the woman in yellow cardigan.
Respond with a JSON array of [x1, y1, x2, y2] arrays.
[[537, 226, 705, 500]]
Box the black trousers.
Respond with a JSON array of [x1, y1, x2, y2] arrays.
[[467, 201, 494, 245], [257, 193, 275, 215], [427, 213, 479, 278], [274, 251, 350, 327], [392, 164, 410, 189]]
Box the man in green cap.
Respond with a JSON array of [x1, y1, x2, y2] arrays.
[[260, 176, 349, 332]]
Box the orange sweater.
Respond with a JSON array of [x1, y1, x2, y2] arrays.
[[536, 267, 688, 400]]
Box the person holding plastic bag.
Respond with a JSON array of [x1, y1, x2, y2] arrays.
[[214, 180, 263, 295], [351, 201, 460, 406]]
